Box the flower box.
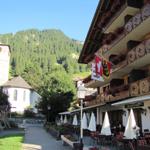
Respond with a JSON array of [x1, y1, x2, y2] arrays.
[[61, 135, 81, 150]]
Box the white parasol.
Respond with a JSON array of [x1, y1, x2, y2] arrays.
[[101, 111, 111, 135], [124, 109, 137, 139], [72, 114, 78, 126], [63, 115, 68, 124], [82, 113, 88, 129], [60, 115, 63, 124], [88, 112, 96, 131]]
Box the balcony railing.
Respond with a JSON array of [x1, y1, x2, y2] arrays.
[[112, 37, 150, 72], [84, 76, 150, 107], [98, 0, 143, 33], [85, 37, 150, 89], [103, 0, 143, 33], [99, 3, 150, 57]]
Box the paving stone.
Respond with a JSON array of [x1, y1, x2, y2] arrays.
[[23, 125, 72, 150]]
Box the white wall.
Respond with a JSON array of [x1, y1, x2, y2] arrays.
[[122, 110, 129, 127], [4, 87, 30, 113], [96, 108, 100, 125], [0, 45, 10, 86], [141, 111, 150, 131], [142, 101, 150, 131], [99, 109, 103, 125], [30, 91, 41, 113]]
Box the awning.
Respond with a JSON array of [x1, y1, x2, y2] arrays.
[[71, 102, 105, 113], [111, 95, 150, 106], [59, 111, 71, 115], [59, 103, 105, 115]]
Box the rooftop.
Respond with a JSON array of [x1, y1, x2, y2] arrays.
[[2, 76, 33, 89]]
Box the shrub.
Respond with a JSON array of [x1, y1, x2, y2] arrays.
[[23, 109, 35, 118], [9, 120, 18, 128]]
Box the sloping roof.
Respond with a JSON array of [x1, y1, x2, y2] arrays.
[[111, 94, 150, 106], [78, 0, 105, 63], [2, 76, 33, 89], [0, 44, 11, 52]]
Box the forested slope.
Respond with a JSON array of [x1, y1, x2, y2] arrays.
[[0, 29, 88, 89]]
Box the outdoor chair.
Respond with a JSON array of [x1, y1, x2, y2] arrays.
[[90, 131, 99, 145], [144, 132, 150, 144], [116, 138, 136, 150], [116, 132, 124, 140], [137, 145, 150, 150], [97, 134, 106, 146], [104, 135, 113, 145], [137, 139, 147, 146], [97, 134, 113, 146]]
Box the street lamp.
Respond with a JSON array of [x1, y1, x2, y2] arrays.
[[47, 105, 51, 122], [77, 84, 86, 150]]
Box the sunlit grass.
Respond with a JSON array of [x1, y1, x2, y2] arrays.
[[0, 134, 24, 150]]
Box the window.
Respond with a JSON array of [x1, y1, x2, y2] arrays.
[[23, 91, 26, 101], [14, 89, 17, 101]]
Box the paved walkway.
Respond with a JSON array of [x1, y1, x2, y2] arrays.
[[23, 125, 72, 150]]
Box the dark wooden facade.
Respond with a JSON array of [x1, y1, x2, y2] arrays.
[[80, 0, 150, 107]]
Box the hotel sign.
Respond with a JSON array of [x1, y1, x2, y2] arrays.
[[125, 102, 144, 109]]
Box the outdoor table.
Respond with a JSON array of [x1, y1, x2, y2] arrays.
[[119, 138, 137, 150], [97, 134, 106, 145], [137, 145, 150, 150], [98, 134, 113, 146], [144, 133, 150, 144], [90, 131, 99, 145]]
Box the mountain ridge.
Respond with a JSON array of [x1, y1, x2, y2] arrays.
[[0, 29, 88, 89]]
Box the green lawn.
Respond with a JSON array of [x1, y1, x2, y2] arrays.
[[0, 134, 24, 150]]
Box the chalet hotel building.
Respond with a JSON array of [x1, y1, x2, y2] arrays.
[[78, 0, 150, 132]]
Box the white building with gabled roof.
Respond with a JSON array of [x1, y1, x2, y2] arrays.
[[2, 76, 41, 114]]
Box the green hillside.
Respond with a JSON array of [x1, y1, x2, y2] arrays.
[[0, 29, 89, 89]]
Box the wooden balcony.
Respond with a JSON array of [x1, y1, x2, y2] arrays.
[[109, 76, 150, 102], [101, 4, 150, 57], [84, 75, 150, 107], [85, 38, 150, 88], [130, 76, 150, 97], [84, 94, 105, 107], [104, 1, 140, 33], [109, 90, 130, 101]]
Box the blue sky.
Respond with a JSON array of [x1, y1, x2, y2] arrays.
[[0, 0, 99, 41]]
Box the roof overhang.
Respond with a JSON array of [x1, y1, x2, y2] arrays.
[[59, 102, 105, 115], [111, 95, 150, 106], [59, 111, 71, 115], [0, 44, 11, 53], [78, 0, 105, 64], [70, 102, 105, 114]]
